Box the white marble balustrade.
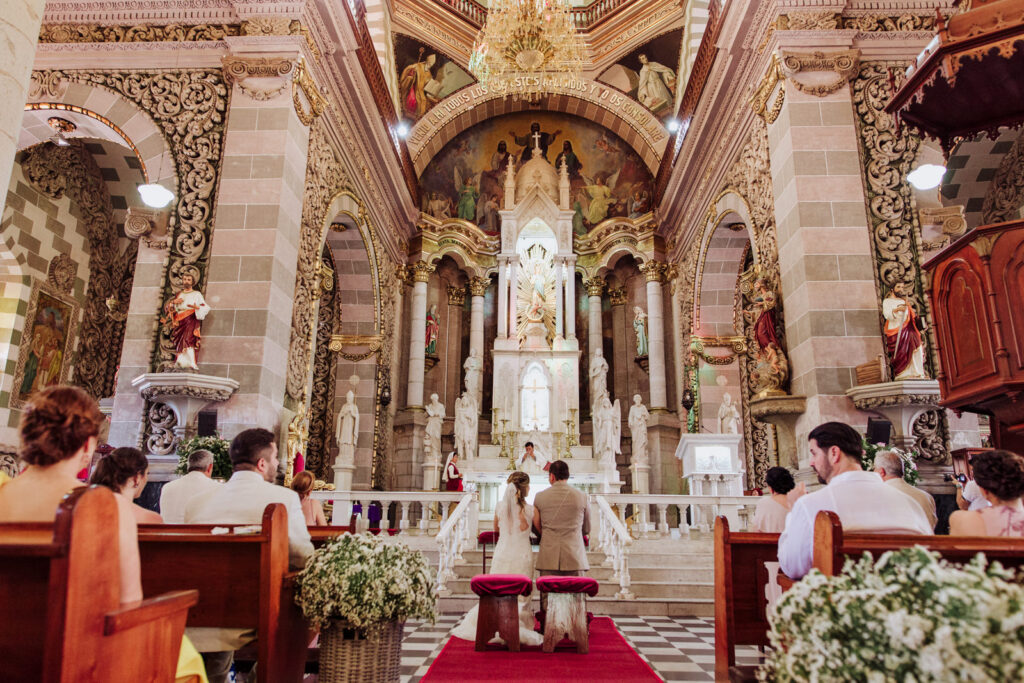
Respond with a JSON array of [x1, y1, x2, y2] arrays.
[[310, 490, 468, 533], [598, 493, 758, 535]]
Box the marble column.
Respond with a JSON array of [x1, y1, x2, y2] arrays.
[[406, 261, 435, 408], [444, 284, 466, 406], [565, 257, 577, 340], [585, 276, 606, 362], [640, 261, 668, 410], [0, 0, 46, 208], [497, 257, 508, 339], [508, 258, 519, 341], [555, 259, 564, 339], [469, 276, 488, 402], [608, 287, 630, 407]]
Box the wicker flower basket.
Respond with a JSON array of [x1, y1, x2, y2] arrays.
[[319, 619, 406, 683]]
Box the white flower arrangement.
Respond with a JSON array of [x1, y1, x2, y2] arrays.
[[862, 440, 920, 486], [759, 547, 1024, 682], [295, 532, 437, 629]]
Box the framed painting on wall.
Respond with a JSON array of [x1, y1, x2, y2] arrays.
[[11, 280, 80, 408]]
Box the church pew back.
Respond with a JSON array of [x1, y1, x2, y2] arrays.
[[0, 486, 196, 682], [813, 510, 1024, 575], [138, 504, 310, 682], [714, 516, 779, 682]]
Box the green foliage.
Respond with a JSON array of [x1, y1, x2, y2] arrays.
[[861, 438, 921, 486], [175, 434, 232, 480]]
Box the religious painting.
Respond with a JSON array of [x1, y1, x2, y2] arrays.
[[418, 112, 654, 233], [394, 34, 475, 122], [597, 29, 683, 120], [12, 280, 81, 408]]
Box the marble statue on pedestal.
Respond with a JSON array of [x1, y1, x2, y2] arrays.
[[633, 307, 649, 357], [463, 348, 482, 394], [335, 390, 360, 465], [628, 394, 650, 465], [593, 392, 621, 468], [425, 393, 445, 464], [454, 390, 478, 461], [717, 392, 740, 434], [589, 348, 609, 400]]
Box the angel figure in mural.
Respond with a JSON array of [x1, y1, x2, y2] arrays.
[[633, 306, 649, 357], [883, 282, 928, 380], [589, 348, 609, 402], [582, 172, 616, 225], [636, 54, 677, 114], [593, 393, 622, 469], [163, 270, 211, 371], [399, 49, 440, 120], [629, 185, 652, 218], [456, 174, 479, 221], [425, 304, 440, 356], [335, 390, 360, 466], [717, 392, 740, 435]]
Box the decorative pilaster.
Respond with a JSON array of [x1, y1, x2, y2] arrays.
[[585, 277, 605, 363], [406, 261, 435, 408], [469, 276, 488, 404], [497, 257, 509, 339], [640, 261, 669, 410], [565, 257, 577, 340], [555, 259, 564, 339]]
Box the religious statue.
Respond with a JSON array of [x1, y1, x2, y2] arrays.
[[717, 392, 740, 435], [636, 54, 677, 114], [463, 348, 482, 395], [593, 393, 622, 469], [425, 305, 439, 356], [335, 390, 360, 466], [510, 122, 561, 162], [399, 49, 439, 120], [744, 277, 789, 395], [633, 306, 649, 357], [589, 348, 609, 401], [527, 263, 547, 321], [425, 393, 445, 464], [286, 402, 308, 482], [883, 282, 928, 380], [628, 395, 650, 466], [163, 270, 211, 371], [454, 390, 478, 461]]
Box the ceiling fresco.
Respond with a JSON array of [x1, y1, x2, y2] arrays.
[[597, 29, 683, 120], [394, 33, 475, 122]]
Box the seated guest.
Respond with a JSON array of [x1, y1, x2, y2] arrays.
[[778, 422, 932, 579], [91, 446, 164, 524], [290, 470, 327, 526], [949, 450, 1024, 537], [0, 386, 142, 603], [752, 466, 794, 533], [160, 449, 221, 523], [873, 449, 937, 530]]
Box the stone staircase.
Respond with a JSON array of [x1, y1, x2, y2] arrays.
[[437, 533, 716, 617]]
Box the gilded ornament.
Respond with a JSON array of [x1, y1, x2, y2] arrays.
[[750, 56, 785, 123], [306, 246, 339, 480], [293, 58, 327, 126], [608, 287, 628, 306], [411, 261, 436, 283], [38, 23, 241, 43], [780, 50, 860, 97], [778, 11, 840, 31], [584, 277, 606, 296], [469, 276, 489, 297], [639, 260, 668, 282], [447, 284, 467, 306]]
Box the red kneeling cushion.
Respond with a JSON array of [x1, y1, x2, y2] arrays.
[[471, 574, 533, 597], [478, 531, 498, 545], [535, 576, 599, 597]]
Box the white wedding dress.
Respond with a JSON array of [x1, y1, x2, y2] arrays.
[[450, 484, 543, 646]]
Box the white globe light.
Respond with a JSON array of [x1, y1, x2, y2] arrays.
[[666, 119, 681, 133], [907, 164, 946, 191], [138, 183, 175, 208], [396, 121, 410, 138]]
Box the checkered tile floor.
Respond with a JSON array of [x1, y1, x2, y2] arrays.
[[399, 614, 766, 682]]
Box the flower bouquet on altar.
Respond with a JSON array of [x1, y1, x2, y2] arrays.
[[296, 533, 436, 682], [758, 547, 1024, 682]]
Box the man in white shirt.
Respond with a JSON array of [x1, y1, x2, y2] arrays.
[[874, 449, 937, 529], [184, 428, 314, 682], [159, 449, 221, 523], [778, 422, 933, 579]]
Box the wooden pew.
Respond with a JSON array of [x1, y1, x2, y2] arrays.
[[137, 504, 311, 682], [0, 486, 197, 682], [813, 510, 1024, 575], [713, 516, 779, 683], [309, 525, 348, 548]]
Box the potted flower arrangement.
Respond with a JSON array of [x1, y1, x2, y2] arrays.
[[175, 435, 232, 480], [295, 533, 436, 682], [759, 547, 1024, 681]]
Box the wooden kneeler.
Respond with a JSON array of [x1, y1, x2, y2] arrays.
[[469, 574, 533, 652], [536, 576, 599, 654]]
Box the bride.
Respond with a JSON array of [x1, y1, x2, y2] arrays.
[[451, 471, 543, 646]]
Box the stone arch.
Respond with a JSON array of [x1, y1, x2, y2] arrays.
[[590, 241, 648, 278], [428, 243, 485, 279]]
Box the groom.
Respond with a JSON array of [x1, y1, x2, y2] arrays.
[[533, 460, 590, 607]]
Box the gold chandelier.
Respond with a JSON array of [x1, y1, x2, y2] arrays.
[[468, 0, 586, 101]]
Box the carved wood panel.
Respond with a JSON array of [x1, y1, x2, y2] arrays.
[[935, 256, 997, 393], [991, 235, 1024, 372]]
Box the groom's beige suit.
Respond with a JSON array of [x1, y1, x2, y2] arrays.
[[534, 480, 590, 573]]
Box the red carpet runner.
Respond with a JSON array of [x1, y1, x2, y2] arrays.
[[421, 616, 662, 682]]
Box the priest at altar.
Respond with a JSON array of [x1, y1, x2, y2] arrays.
[[517, 442, 550, 475]]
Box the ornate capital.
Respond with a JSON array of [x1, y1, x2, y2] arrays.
[[639, 260, 668, 283], [584, 277, 606, 297], [608, 287, 628, 306], [447, 284, 467, 306], [780, 49, 860, 97], [222, 56, 295, 101], [411, 260, 436, 283], [469, 276, 489, 297]]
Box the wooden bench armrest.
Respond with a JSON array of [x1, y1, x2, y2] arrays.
[[104, 589, 199, 635]]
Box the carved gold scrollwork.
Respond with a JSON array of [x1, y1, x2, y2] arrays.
[[329, 335, 383, 362], [39, 23, 241, 43], [292, 58, 327, 126], [306, 247, 338, 480], [750, 56, 785, 124]]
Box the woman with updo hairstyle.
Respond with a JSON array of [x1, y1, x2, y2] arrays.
[[752, 466, 795, 533], [0, 385, 142, 603], [499, 470, 532, 533], [950, 450, 1024, 537], [290, 470, 327, 526], [90, 446, 163, 524]]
